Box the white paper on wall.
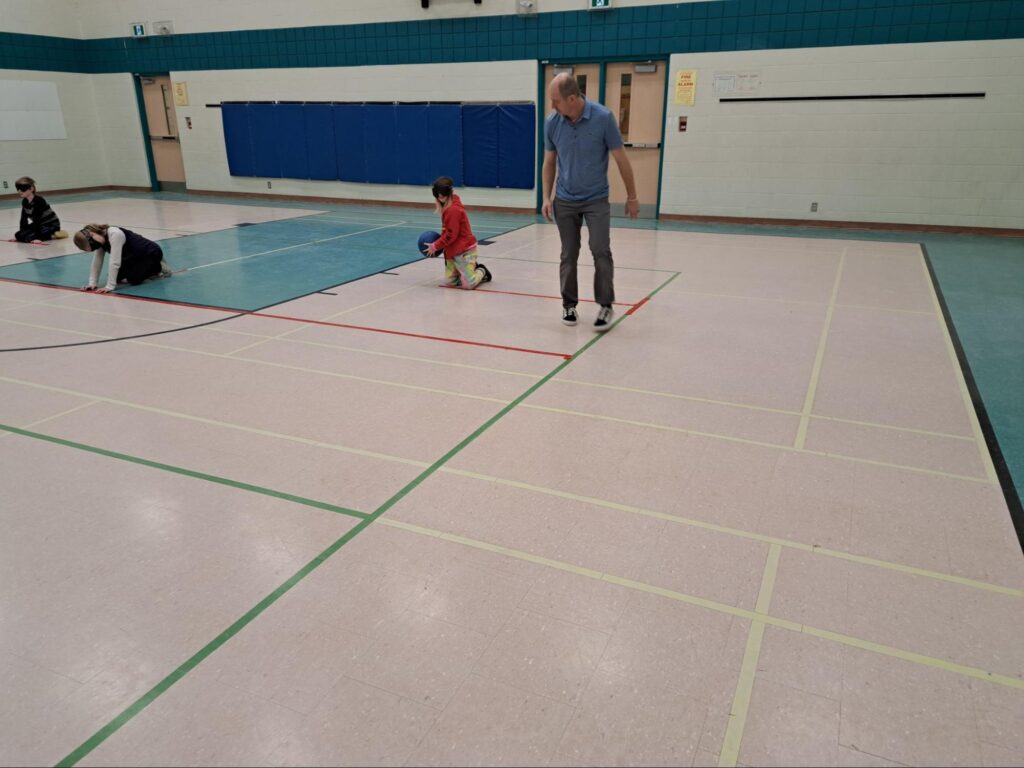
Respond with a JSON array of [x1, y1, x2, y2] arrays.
[[0, 80, 68, 140]]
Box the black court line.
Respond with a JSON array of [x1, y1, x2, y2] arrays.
[[0, 250, 428, 353], [0, 215, 533, 353], [316, 290, 338, 295], [722, 92, 985, 102], [922, 245, 1024, 553]]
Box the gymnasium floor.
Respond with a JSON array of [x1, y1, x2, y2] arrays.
[[1, 194, 1022, 767]]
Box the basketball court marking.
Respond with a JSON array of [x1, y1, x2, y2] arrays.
[[377, 517, 1024, 690], [718, 543, 782, 768], [185, 221, 407, 271], [52, 263, 676, 768], [921, 248, 999, 484], [794, 249, 846, 449]]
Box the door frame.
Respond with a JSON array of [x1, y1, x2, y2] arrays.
[[133, 72, 162, 193], [536, 57, 669, 219]]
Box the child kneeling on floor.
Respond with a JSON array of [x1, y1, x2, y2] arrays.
[[74, 224, 173, 293], [424, 176, 492, 289]]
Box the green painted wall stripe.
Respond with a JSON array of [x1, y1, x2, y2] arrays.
[[0, 423, 368, 521], [53, 270, 680, 767], [131, 74, 160, 193]]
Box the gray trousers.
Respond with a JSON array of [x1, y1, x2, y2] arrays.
[[553, 196, 614, 308]]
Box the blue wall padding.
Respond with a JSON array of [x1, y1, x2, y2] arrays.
[[396, 105, 432, 186], [276, 104, 309, 180], [363, 105, 398, 184], [248, 104, 282, 178], [461, 105, 499, 188], [221, 104, 254, 177], [304, 104, 337, 180], [222, 102, 534, 189], [333, 104, 366, 182], [497, 104, 535, 189], [427, 105, 463, 186]]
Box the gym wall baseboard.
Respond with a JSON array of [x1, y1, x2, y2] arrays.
[[658, 213, 1024, 238], [0, 184, 150, 201], [182, 188, 536, 215]]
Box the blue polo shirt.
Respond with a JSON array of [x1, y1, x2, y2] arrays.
[[544, 99, 624, 202]]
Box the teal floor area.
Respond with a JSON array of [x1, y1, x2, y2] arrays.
[[0, 210, 529, 310], [3, 190, 1021, 536]]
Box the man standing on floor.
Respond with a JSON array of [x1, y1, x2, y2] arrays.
[[541, 72, 640, 332]]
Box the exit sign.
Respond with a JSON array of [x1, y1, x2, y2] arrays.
[[130, 22, 146, 36], [589, 0, 611, 9]]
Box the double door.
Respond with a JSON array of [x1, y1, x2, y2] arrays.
[[543, 61, 666, 219]]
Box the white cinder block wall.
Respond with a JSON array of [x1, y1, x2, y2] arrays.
[[662, 39, 1024, 229], [174, 61, 538, 208], [64, 0, 685, 37], [3, 1, 1022, 227], [0, 69, 149, 193]]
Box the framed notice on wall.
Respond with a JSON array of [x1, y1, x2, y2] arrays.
[[674, 70, 697, 106], [173, 82, 189, 107], [0, 80, 67, 140]]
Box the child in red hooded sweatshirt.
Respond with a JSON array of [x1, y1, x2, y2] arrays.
[[424, 176, 492, 289]]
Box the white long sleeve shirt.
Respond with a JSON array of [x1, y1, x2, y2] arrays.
[[88, 227, 127, 290]]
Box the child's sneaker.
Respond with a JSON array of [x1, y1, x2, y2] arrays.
[[54, 230, 69, 239], [477, 263, 492, 283], [594, 305, 614, 332], [159, 260, 174, 277], [562, 306, 578, 326]]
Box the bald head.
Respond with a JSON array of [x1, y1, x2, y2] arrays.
[[548, 72, 585, 120]]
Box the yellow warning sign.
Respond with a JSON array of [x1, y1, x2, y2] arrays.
[[674, 70, 696, 106]]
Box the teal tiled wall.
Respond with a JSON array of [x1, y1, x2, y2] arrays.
[[2, 1, 1022, 74]]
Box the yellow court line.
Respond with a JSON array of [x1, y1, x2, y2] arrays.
[[554, 377, 976, 441], [662, 288, 828, 307], [838, 302, 934, 316], [0, 316, 112, 340], [0, 295, 74, 312], [140, 345, 515, 405], [4, 310, 981, 478], [441, 467, 1023, 597], [377, 518, 1024, 691], [10, 300, 968, 448], [0, 399, 100, 441], [226, 276, 438, 355], [2, 373, 1016, 597], [521, 403, 992, 484], [0, 299, 543, 379], [17, 300, 264, 336], [0, 316, 528, 403], [795, 248, 846, 449], [146, 334, 544, 380], [0, 375, 431, 470], [919, 249, 999, 484], [719, 544, 782, 767]]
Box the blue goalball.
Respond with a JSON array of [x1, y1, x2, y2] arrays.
[[418, 230, 442, 257]]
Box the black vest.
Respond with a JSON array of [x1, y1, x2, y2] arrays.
[[102, 227, 160, 259]]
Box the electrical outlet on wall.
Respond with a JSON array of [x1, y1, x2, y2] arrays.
[[2, 181, 8, 189], [810, 202, 818, 212], [267, 181, 272, 189]]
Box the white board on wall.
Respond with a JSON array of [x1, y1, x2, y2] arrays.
[[0, 80, 68, 140]]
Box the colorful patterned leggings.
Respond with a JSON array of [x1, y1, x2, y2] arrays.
[[444, 248, 485, 289]]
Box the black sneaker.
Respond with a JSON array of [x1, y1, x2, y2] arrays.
[[562, 306, 578, 326], [594, 305, 614, 332], [477, 263, 492, 283]]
